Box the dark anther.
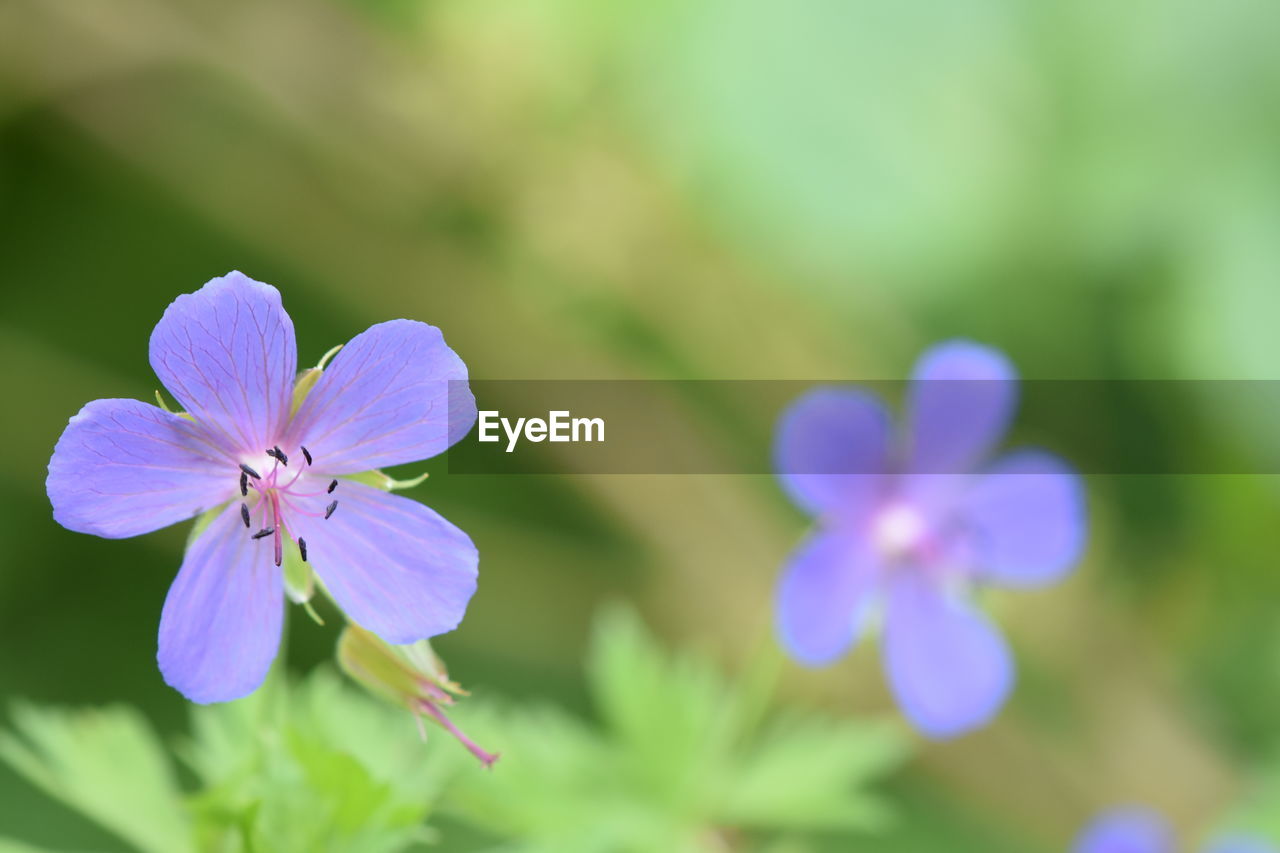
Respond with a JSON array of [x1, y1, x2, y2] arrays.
[[325, 500, 338, 520], [239, 463, 262, 480], [327, 479, 338, 494], [251, 527, 275, 540], [240, 503, 251, 528], [301, 446, 313, 466], [298, 538, 308, 562], [239, 471, 249, 496], [267, 446, 288, 466]]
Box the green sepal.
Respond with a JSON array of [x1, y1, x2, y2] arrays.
[[338, 624, 465, 713], [315, 343, 343, 370], [346, 470, 429, 492], [290, 344, 345, 415], [281, 542, 314, 606], [155, 390, 194, 421], [290, 369, 322, 416]]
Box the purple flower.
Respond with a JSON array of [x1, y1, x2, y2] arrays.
[[1075, 808, 1277, 853], [773, 340, 1086, 737], [47, 272, 479, 703]]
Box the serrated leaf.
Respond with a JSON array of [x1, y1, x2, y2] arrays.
[[444, 605, 908, 849], [717, 714, 908, 831]]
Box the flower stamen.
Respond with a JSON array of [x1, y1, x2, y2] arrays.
[[234, 442, 333, 566], [298, 537, 308, 562]]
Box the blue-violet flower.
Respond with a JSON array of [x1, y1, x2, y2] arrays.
[[47, 272, 478, 703], [773, 341, 1086, 737], [1075, 808, 1276, 853]]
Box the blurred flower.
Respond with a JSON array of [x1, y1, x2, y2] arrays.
[[1074, 808, 1277, 853], [47, 272, 479, 703], [773, 340, 1086, 737], [338, 622, 498, 767]]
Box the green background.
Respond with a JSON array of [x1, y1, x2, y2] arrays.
[[2, 0, 1280, 849]]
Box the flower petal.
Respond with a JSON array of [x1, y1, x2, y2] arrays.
[[776, 530, 883, 666], [773, 387, 892, 518], [157, 502, 284, 703], [962, 450, 1087, 588], [1203, 835, 1280, 853], [285, 320, 475, 474], [906, 340, 1017, 474], [149, 271, 297, 455], [48, 399, 234, 538], [883, 573, 1012, 738], [1072, 809, 1174, 853], [288, 481, 477, 643]]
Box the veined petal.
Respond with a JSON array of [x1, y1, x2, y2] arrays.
[[158, 502, 284, 703], [288, 481, 477, 643], [149, 271, 297, 455], [1072, 809, 1174, 853], [285, 320, 474, 474], [1203, 835, 1280, 853], [962, 450, 1087, 588], [48, 399, 234, 538], [776, 530, 883, 666], [883, 573, 1012, 738], [906, 340, 1017, 475], [773, 387, 892, 519]]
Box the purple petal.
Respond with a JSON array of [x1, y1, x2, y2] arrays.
[[48, 399, 234, 538], [287, 481, 477, 643], [773, 387, 892, 518], [1073, 809, 1174, 853], [1203, 836, 1280, 853], [158, 502, 284, 703], [906, 340, 1017, 475], [776, 530, 883, 666], [961, 450, 1087, 588], [149, 271, 296, 455], [883, 573, 1012, 738], [285, 320, 475, 475]]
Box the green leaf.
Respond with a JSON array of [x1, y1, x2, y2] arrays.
[[586, 605, 728, 803], [443, 605, 909, 849], [717, 714, 909, 831], [0, 704, 192, 853], [0, 839, 66, 853], [183, 668, 452, 853]]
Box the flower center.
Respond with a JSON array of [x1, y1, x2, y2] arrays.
[[871, 502, 927, 561], [234, 444, 338, 567]]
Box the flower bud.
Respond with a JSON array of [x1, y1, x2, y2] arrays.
[[337, 623, 497, 767]]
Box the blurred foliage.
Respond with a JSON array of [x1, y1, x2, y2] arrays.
[[3, 0, 1280, 848], [0, 608, 909, 852], [442, 607, 908, 851], [0, 668, 457, 853]]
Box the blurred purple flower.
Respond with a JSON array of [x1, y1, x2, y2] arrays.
[[773, 340, 1086, 737], [1075, 808, 1277, 853], [47, 272, 478, 703]]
